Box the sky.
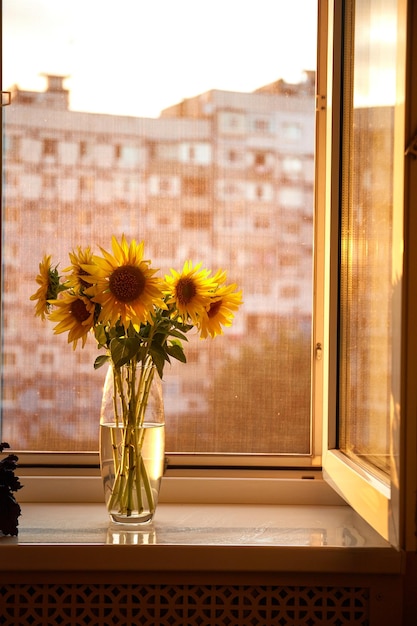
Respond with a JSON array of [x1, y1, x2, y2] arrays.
[[3, 0, 318, 118]]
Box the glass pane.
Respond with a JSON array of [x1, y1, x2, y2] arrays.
[[1, 0, 317, 455], [339, 0, 402, 477]]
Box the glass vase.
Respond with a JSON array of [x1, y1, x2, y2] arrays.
[[99, 357, 165, 524]]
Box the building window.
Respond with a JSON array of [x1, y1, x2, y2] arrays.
[[182, 211, 211, 229], [79, 141, 89, 157], [217, 111, 246, 135], [254, 153, 266, 168], [183, 176, 209, 196], [39, 208, 57, 225], [40, 352, 54, 365], [2, 386, 17, 402], [254, 215, 270, 229], [42, 138, 57, 157], [282, 122, 302, 141], [216, 180, 245, 200], [3, 353, 16, 366], [281, 285, 300, 299], [148, 175, 180, 197], [282, 156, 303, 179], [280, 254, 300, 269], [42, 173, 57, 189], [5, 135, 21, 161], [179, 142, 211, 165], [118, 145, 141, 167], [157, 215, 172, 226], [79, 176, 95, 193], [5, 206, 19, 222], [279, 187, 304, 208], [39, 387, 55, 401], [247, 182, 274, 202], [285, 222, 301, 236], [253, 117, 270, 133]]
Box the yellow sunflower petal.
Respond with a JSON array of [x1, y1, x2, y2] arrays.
[[48, 292, 95, 350], [30, 255, 54, 320], [197, 283, 243, 339], [164, 261, 218, 323], [64, 246, 95, 291], [82, 235, 165, 329]]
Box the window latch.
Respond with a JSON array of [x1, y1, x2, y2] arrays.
[[315, 94, 326, 112], [315, 342, 323, 361]]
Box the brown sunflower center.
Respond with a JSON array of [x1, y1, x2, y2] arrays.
[[109, 265, 146, 302], [176, 277, 197, 305], [208, 299, 222, 318], [70, 298, 90, 323]]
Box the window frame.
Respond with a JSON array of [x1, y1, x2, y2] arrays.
[[0, 5, 323, 473], [0, 0, 320, 471]]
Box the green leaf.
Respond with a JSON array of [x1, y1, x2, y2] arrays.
[[168, 329, 189, 341], [166, 343, 187, 363], [149, 344, 169, 379], [127, 322, 140, 338], [94, 354, 110, 370], [94, 324, 109, 348], [151, 332, 166, 347], [110, 336, 141, 368], [173, 320, 193, 333]]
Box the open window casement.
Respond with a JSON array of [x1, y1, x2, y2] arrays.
[[321, 0, 409, 549]]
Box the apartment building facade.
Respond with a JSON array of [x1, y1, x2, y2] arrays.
[[2, 73, 315, 453]]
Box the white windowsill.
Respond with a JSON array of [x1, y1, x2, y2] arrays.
[[16, 471, 346, 505], [0, 498, 402, 577]]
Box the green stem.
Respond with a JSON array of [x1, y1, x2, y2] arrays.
[[106, 357, 158, 518], [140, 453, 155, 513], [110, 368, 120, 474]]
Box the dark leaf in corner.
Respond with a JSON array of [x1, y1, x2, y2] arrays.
[[0, 442, 22, 536], [0, 487, 21, 536]]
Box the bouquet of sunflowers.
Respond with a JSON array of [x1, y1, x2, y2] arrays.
[[31, 234, 242, 521], [31, 234, 242, 373]]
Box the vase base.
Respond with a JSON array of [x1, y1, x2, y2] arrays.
[[109, 512, 154, 525]]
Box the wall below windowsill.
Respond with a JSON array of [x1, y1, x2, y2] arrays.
[[0, 502, 402, 581]]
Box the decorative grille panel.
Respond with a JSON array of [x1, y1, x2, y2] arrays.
[[0, 584, 369, 625]]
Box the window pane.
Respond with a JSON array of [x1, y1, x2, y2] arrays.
[[339, 0, 402, 477], [1, 0, 317, 456]]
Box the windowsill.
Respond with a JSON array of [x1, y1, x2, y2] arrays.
[[0, 501, 402, 578]]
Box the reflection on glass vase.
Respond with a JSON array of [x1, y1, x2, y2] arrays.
[[99, 357, 165, 525]]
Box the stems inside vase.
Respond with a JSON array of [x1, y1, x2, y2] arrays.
[[105, 356, 160, 519]]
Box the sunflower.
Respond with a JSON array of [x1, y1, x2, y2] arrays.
[[82, 234, 166, 328], [197, 282, 243, 339], [64, 246, 95, 291], [48, 292, 96, 349], [164, 261, 218, 323], [30, 255, 62, 320]]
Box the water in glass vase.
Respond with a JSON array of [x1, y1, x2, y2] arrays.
[[100, 422, 165, 524]]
